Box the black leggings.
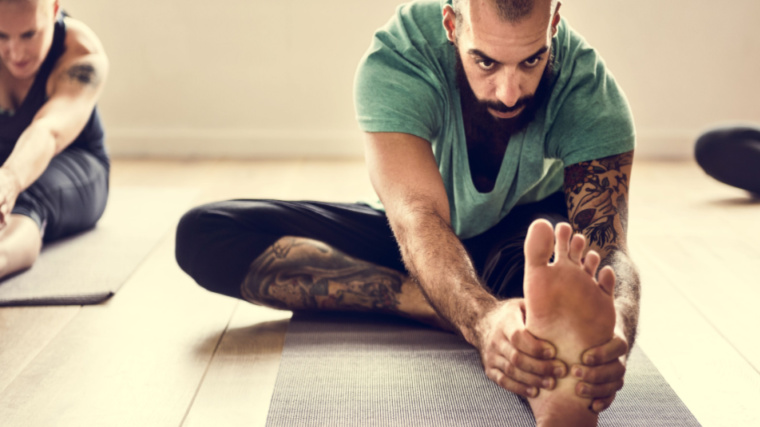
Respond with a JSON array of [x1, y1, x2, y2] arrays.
[[695, 126, 760, 195], [12, 147, 109, 242], [175, 193, 568, 301]]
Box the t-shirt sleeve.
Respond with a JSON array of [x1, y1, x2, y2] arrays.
[[544, 25, 636, 166], [354, 5, 447, 143]]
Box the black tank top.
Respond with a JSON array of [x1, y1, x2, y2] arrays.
[[0, 16, 108, 168]]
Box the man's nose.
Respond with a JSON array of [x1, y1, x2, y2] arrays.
[[495, 68, 521, 108]]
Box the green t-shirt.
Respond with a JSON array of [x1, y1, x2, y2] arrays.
[[354, 0, 635, 239]]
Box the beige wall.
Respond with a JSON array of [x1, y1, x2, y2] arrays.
[[65, 0, 760, 159]]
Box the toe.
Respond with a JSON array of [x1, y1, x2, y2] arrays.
[[569, 233, 586, 264], [525, 219, 555, 267], [583, 251, 601, 277], [554, 223, 573, 261], [597, 266, 616, 296]]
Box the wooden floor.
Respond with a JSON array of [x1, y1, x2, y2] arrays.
[[0, 158, 758, 426]]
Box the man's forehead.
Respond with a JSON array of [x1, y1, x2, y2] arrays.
[[461, 0, 553, 63]]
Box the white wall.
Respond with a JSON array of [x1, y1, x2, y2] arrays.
[[65, 0, 760, 159]]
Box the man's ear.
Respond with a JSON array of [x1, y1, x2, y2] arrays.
[[551, 1, 562, 36], [442, 5, 457, 44]]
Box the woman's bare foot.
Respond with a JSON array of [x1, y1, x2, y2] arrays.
[[523, 220, 616, 427]]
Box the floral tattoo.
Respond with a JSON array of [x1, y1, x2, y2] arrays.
[[564, 151, 633, 254]]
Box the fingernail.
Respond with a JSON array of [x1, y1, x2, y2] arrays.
[[554, 366, 565, 377], [544, 348, 554, 359], [593, 402, 606, 413], [574, 368, 583, 378], [528, 387, 538, 397], [580, 385, 588, 396], [542, 378, 553, 389], [584, 355, 595, 365]]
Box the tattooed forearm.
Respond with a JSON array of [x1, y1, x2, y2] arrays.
[[241, 237, 405, 313], [564, 151, 633, 252], [65, 63, 98, 85]]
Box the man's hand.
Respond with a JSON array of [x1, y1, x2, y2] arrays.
[[571, 330, 628, 413], [0, 168, 22, 230], [479, 298, 568, 398]]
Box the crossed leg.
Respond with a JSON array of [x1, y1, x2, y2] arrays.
[[524, 219, 617, 427], [240, 236, 448, 329]]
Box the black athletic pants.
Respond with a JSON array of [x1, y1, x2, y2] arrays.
[[175, 192, 568, 301], [695, 126, 760, 195], [12, 147, 109, 242]]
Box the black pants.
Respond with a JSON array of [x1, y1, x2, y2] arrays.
[[695, 126, 760, 195], [176, 193, 569, 301], [12, 147, 109, 242]]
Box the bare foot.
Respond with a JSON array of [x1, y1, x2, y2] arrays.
[[523, 220, 616, 427]]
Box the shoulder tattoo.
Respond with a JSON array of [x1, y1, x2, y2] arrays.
[[65, 63, 98, 86]]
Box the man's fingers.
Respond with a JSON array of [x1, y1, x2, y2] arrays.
[[571, 360, 626, 384], [590, 394, 616, 414], [486, 366, 539, 398], [581, 335, 628, 366], [576, 378, 624, 399], [509, 327, 556, 360], [493, 354, 552, 390], [506, 340, 567, 378]]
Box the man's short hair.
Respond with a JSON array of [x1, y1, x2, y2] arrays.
[[452, 0, 556, 26], [451, 0, 557, 41], [456, 0, 533, 22]]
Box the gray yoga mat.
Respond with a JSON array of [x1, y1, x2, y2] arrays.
[[0, 187, 197, 306], [267, 312, 700, 426]]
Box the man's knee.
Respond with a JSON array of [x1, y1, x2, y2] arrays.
[[175, 201, 282, 299], [175, 203, 228, 288], [695, 126, 760, 193]]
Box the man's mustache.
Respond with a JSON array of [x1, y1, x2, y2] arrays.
[[482, 96, 532, 114]]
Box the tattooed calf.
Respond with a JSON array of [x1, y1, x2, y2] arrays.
[[241, 237, 405, 313]]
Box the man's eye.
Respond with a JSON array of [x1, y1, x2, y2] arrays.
[[477, 59, 495, 71], [524, 56, 541, 67]]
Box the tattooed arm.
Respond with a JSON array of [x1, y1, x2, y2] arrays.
[[563, 150, 640, 411], [1, 16, 108, 199]]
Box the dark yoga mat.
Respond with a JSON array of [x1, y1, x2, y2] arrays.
[[267, 312, 701, 427], [0, 187, 197, 306]]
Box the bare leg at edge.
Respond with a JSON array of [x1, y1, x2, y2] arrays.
[[0, 214, 42, 279]]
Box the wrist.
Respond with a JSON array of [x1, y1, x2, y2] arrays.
[[465, 297, 503, 350], [0, 168, 22, 195]]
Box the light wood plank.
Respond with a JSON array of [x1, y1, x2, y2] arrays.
[[182, 303, 291, 427], [633, 241, 760, 427], [0, 236, 238, 426], [0, 307, 80, 394]]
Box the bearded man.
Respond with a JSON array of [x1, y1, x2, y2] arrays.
[[176, 1, 639, 425]]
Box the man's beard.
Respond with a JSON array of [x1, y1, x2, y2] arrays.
[[456, 46, 554, 138]]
